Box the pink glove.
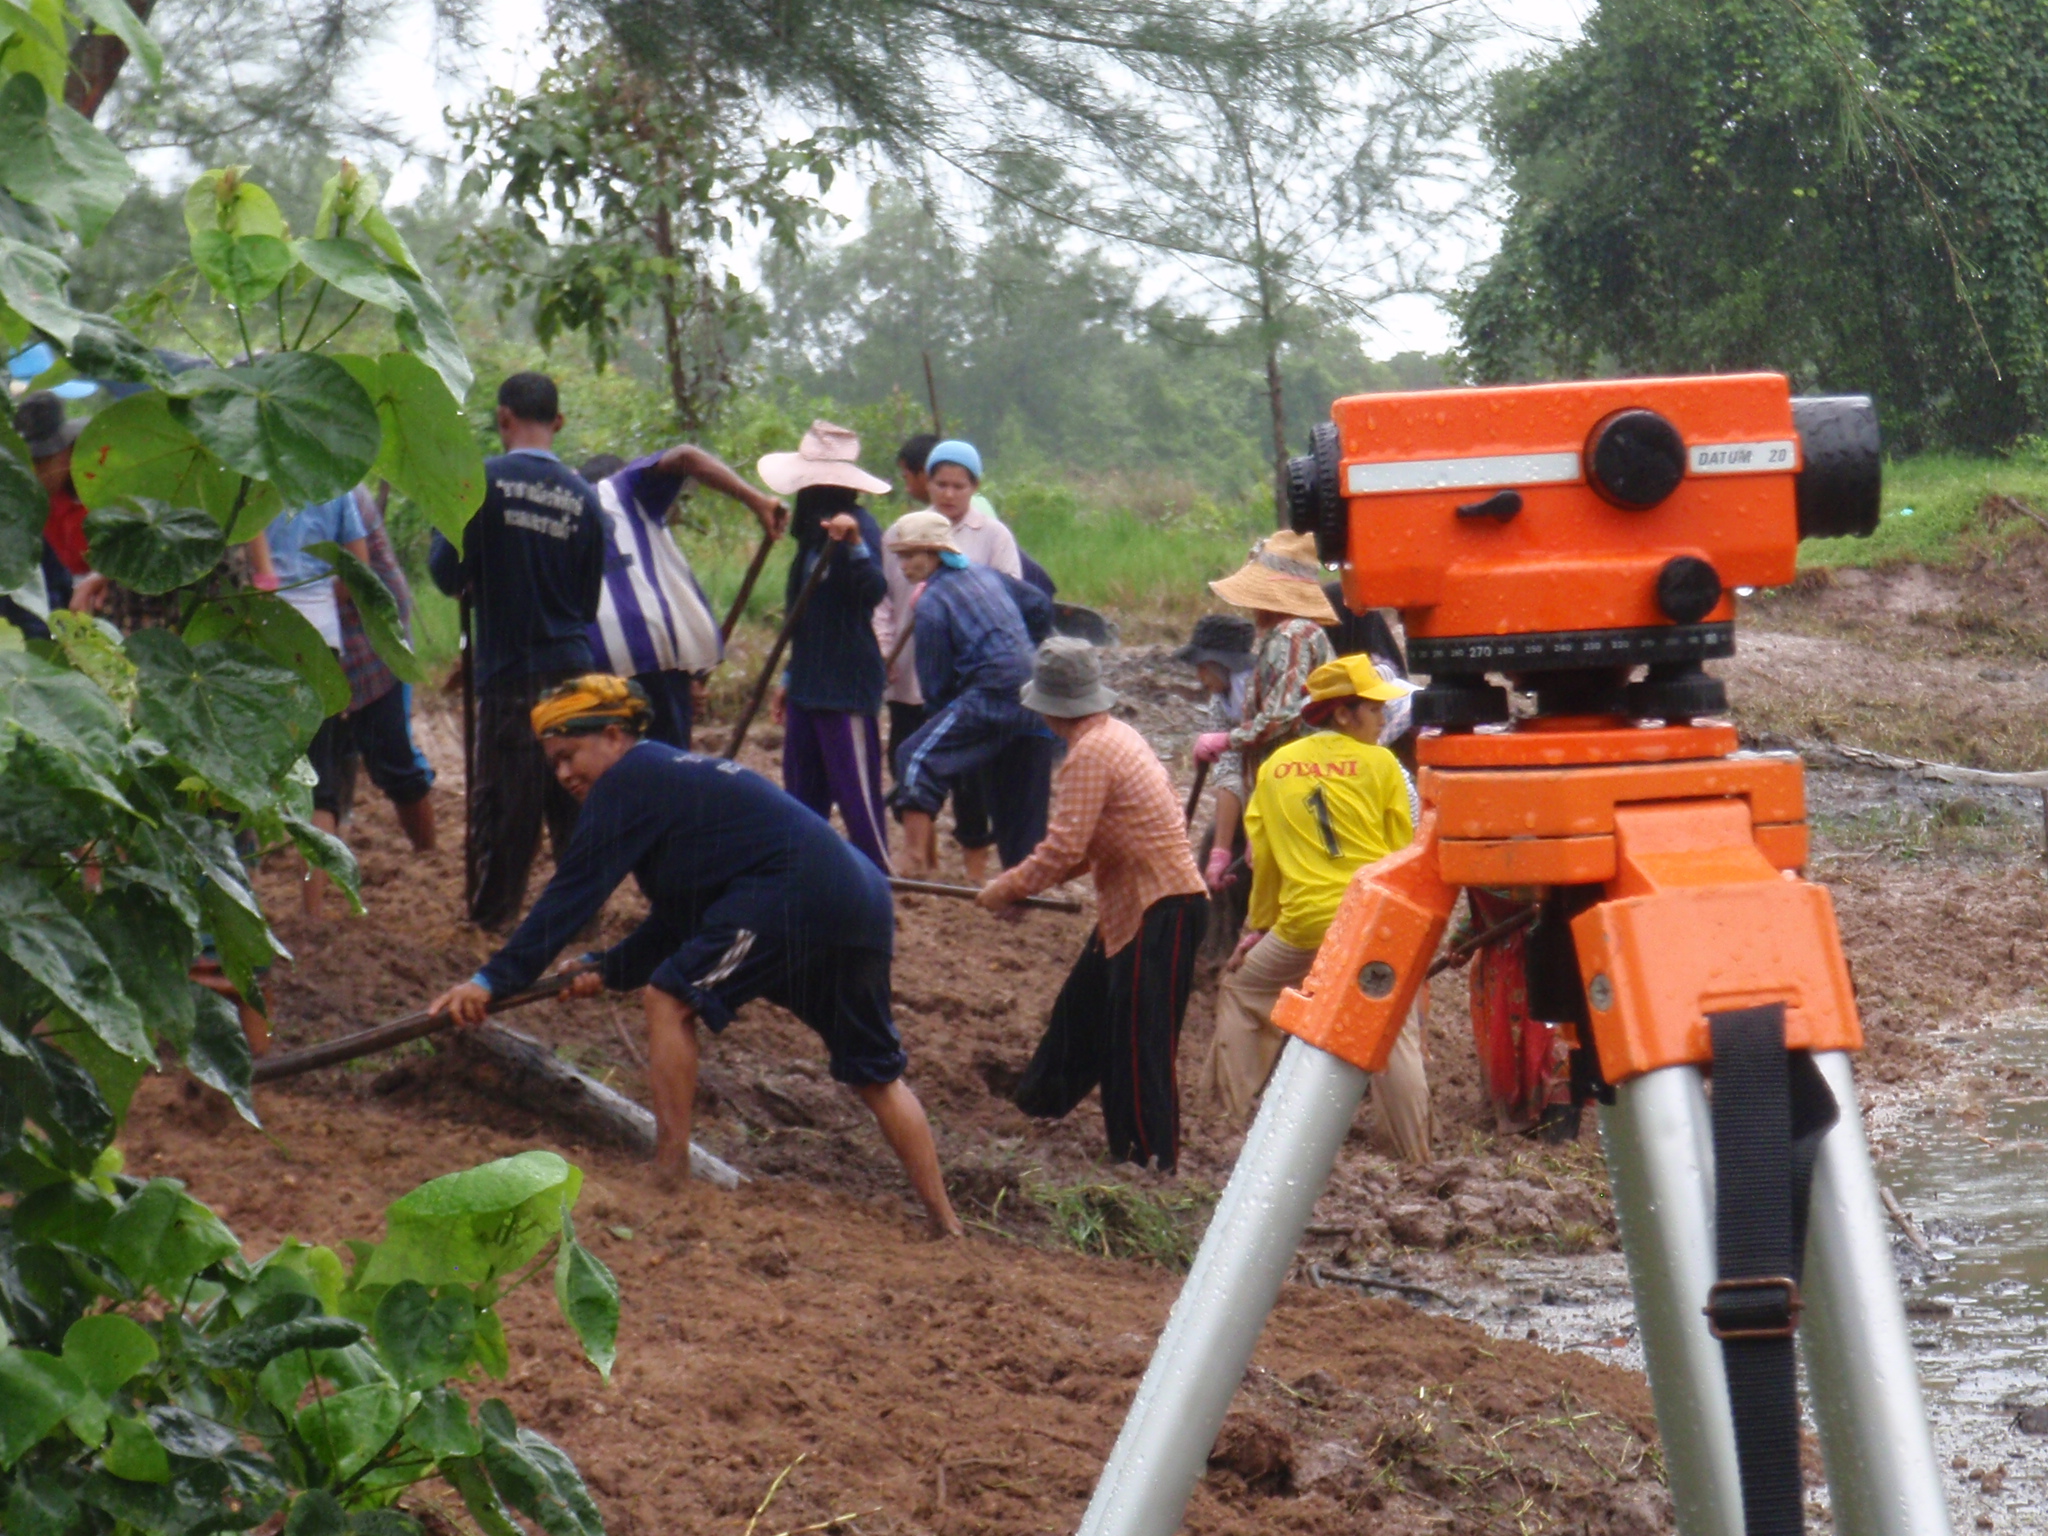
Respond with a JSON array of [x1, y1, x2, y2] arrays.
[[1204, 846, 1233, 891], [251, 571, 280, 592], [1192, 731, 1230, 765]]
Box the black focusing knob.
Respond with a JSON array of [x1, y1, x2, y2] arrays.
[[1587, 409, 1687, 510], [1656, 555, 1723, 624]]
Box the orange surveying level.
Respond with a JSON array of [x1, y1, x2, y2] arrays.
[[1079, 375, 1951, 1536]]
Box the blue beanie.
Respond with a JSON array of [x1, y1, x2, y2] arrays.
[[926, 439, 982, 482]]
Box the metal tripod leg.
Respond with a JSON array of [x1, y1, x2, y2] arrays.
[[1077, 1038, 1370, 1536], [1801, 1051, 1950, 1535], [1600, 1065, 1745, 1536]]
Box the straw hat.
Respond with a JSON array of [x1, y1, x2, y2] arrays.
[[757, 419, 891, 497], [1021, 636, 1119, 718], [886, 510, 961, 553], [1208, 530, 1339, 622]]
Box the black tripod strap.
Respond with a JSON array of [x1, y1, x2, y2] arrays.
[[1707, 1004, 1838, 1536]]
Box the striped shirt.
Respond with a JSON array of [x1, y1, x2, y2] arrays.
[[587, 456, 724, 678], [984, 714, 1206, 956]]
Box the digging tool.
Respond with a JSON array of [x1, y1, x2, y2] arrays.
[[720, 527, 778, 643], [1182, 760, 1210, 828], [252, 969, 591, 1083], [723, 540, 834, 761], [885, 581, 925, 675], [458, 593, 476, 913], [889, 876, 1083, 915], [1424, 903, 1537, 981]]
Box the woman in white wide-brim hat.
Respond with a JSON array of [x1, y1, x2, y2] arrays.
[[753, 421, 895, 874], [1188, 529, 1338, 891]]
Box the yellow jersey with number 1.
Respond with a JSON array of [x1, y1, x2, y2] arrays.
[[1244, 730, 1414, 951]]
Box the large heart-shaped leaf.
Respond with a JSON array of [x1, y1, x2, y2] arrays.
[[333, 353, 484, 544], [0, 866, 148, 1061], [359, 1153, 582, 1290], [0, 234, 81, 343], [73, 392, 279, 538], [477, 1399, 603, 1536], [184, 988, 257, 1127], [389, 269, 472, 399], [404, 1385, 482, 1459], [184, 591, 350, 716], [101, 1179, 240, 1294], [296, 238, 411, 315], [0, 1347, 86, 1467], [169, 353, 380, 507], [0, 649, 120, 791], [82, 498, 225, 594], [61, 1316, 159, 1397], [373, 1280, 479, 1389], [127, 628, 323, 810], [82, 886, 196, 1053], [295, 1382, 404, 1484], [306, 536, 425, 685], [182, 167, 285, 240], [191, 231, 296, 310], [0, 75, 132, 243], [65, 312, 174, 390]]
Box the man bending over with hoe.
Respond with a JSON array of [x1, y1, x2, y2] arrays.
[[428, 674, 963, 1237]]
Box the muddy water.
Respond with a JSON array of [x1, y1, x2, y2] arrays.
[[1355, 1035, 2048, 1532]]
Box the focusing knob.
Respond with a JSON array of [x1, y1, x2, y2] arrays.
[[1284, 452, 1316, 534], [1307, 421, 1346, 565], [1587, 409, 1687, 510], [1656, 555, 1722, 624]]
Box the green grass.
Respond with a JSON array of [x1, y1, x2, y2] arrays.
[[1801, 449, 2048, 567], [1023, 1177, 1216, 1269]]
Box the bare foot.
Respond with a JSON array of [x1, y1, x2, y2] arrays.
[[651, 1158, 691, 1194], [962, 846, 990, 884], [929, 1215, 966, 1240]]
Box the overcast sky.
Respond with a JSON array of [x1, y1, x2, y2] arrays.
[[349, 0, 1593, 355]]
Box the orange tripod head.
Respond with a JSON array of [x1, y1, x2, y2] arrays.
[[1284, 373, 1879, 726]]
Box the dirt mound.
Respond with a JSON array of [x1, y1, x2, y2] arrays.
[[132, 1077, 1664, 1535]]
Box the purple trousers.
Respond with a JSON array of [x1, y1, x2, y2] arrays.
[[782, 702, 892, 873]]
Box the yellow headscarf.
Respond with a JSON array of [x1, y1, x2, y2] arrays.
[[530, 674, 653, 739]]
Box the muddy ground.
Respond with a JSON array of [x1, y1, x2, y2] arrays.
[[135, 543, 2048, 1533]]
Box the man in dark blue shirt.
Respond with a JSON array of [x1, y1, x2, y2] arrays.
[[884, 511, 1057, 877], [430, 372, 606, 929], [428, 674, 962, 1236]]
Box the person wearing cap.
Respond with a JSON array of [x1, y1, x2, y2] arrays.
[[1190, 530, 1339, 890], [978, 638, 1209, 1171], [885, 509, 1056, 876], [428, 673, 963, 1237], [578, 444, 786, 749], [879, 435, 1036, 874], [757, 421, 892, 874], [1174, 610, 1256, 848], [1201, 654, 1432, 1162], [0, 393, 80, 638], [429, 371, 607, 929]]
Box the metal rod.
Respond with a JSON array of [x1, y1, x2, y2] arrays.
[[1424, 903, 1536, 980], [1077, 1038, 1369, 1536], [720, 529, 777, 643], [724, 542, 834, 761], [888, 876, 1082, 914], [1800, 1051, 1951, 1536], [1599, 1066, 1745, 1536], [458, 592, 476, 914], [252, 970, 587, 1084], [1183, 759, 1210, 828], [885, 581, 924, 673]]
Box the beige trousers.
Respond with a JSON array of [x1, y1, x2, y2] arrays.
[[1201, 932, 1433, 1164]]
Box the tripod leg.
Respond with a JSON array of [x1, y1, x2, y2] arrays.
[[1800, 1051, 1950, 1536], [1076, 1038, 1369, 1536], [1600, 1065, 1745, 1536]]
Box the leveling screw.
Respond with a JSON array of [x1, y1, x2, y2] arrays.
[[1357, 961, 1397, 999], [1589, 974, 1614, 1011]]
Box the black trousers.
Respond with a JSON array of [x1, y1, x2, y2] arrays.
[[633, 669, 695, 750], [1014, 892, 1209, 1171], [468, 668, 582, 930], [886, 701, 926, 784]]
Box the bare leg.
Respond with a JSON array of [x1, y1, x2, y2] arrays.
[[643, 987, 701, 1184], [853, 1079, 964, 1237], [303, 809, 341, 919], [395, 794, 437, 852], [900, 810, 938, 875], [962, 844, 990, 884]]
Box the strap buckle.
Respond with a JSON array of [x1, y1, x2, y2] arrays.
[[1704, 1276, 1803, 1341]]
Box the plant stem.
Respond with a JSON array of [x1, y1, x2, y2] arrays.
[[307, 300, 366, 351], [167, 307, 227, 368], [292, 280, 330, 350], [275, 285, 288, 350], [231, 302, 255, 364]]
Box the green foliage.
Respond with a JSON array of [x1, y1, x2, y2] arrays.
[[1024, 1177, 1215, 1269], [1459, 0, 2048, 451], [450, 39, 845, 431], [0, 1153, 619, 1533]]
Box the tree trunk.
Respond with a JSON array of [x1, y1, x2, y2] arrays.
[[651, 203, 694, 433], [1266, 342, 1289, 528], [440, 1021, 744, 1189], [66, 0, 155, 119]]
